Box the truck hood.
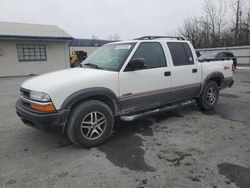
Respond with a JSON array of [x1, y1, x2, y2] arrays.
[[21, 68, 119, 109]]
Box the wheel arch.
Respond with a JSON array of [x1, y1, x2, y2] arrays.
[[61, 87, 120, 115], [197, 72, 224, 97]]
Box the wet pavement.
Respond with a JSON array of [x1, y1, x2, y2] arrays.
[[0, 69, 249, 188], [218, 163, 250, 188]]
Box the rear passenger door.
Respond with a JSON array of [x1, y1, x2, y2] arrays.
[[167, 42, 201, 102], [119, 42, 172, 113]]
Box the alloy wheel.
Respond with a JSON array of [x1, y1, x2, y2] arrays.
[[80, 112, 107, 140], [206, 87, 217, 105]]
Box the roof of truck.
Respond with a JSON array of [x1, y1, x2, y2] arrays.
[[110, 36, 188, 44], [134, 36, 186, 40]]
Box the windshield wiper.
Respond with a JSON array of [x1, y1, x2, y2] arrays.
[[83, 63, 103, 70]]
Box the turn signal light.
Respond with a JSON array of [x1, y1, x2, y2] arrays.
[[31, 104, 56, 112]]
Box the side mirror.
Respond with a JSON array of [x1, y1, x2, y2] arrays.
[[127, 58, 146, 71]]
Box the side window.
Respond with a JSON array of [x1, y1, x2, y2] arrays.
[[183, 43, 194, 64], [216, 52, 225, 58], [130, 42, 167, 69], [167, 42, 194, 66], [226, 53, 233, 57]]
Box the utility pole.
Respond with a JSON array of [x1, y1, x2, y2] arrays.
[[247, 8, 250, 44], [235, 0, 240, 45]]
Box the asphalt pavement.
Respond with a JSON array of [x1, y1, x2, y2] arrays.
[[0, 69, 249, 188]]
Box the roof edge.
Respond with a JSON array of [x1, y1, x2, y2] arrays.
[[0, 35, 73, 41]]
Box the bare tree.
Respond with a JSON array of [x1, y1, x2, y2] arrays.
[[178, 17, 202, 48], [107, 35, 113, 41], [239, 5, 250, 45], [107, 33, 121, 41], [203, 0, 227, 46], [91, 35, 98, 39], [178, 0, 249, 48], [247, 8, 250, 43]]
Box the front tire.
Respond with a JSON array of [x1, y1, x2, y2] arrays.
[[67, 100, 114, 147], [197, 81, 219, 110]]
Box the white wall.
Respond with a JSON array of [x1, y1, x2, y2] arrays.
[[0, 40, 70, 77]]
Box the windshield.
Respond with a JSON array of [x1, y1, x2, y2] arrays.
[[82, 43, 136, 71]]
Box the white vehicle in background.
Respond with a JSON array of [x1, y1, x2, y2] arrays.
[[16, 36, 234, 147]]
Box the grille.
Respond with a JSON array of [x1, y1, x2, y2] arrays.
[[20, 88, 30, 99], [21, 100, 31, 108]]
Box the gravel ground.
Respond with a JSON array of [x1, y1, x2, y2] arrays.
[[0, 69, 249, 188]]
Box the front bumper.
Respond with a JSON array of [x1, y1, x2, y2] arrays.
[[16, 99, 70, 134]]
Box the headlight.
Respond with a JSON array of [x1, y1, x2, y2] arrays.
[[29, 91, 51, 102]]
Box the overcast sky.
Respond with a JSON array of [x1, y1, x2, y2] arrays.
[[0, 0, 249, 40]]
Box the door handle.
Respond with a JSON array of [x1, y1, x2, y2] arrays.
[[164, 71, 171, 77], [192, 69, 198, 73]]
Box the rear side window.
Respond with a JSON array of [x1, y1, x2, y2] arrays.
[[227, 53, 235, 57], [167, 42, 194, 66], [216, 52, 226, 58], [131, 42, 167, 69]]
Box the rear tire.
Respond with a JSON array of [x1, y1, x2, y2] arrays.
[[197, 81, 219, 110], [67, 100, 114, 147]]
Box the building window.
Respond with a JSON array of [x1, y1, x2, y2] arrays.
[[16, 44, 47, 62]]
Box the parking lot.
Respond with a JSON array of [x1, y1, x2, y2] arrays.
[[0, 69, 249, 188]]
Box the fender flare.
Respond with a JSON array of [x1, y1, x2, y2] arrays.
[[61, 87, 120, 114], [197, 72, 224, 97]]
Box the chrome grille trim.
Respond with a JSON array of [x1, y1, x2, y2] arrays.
[[20, 96, 53, 106]]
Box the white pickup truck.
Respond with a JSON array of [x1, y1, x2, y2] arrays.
[[16, 36, 234, 147]]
